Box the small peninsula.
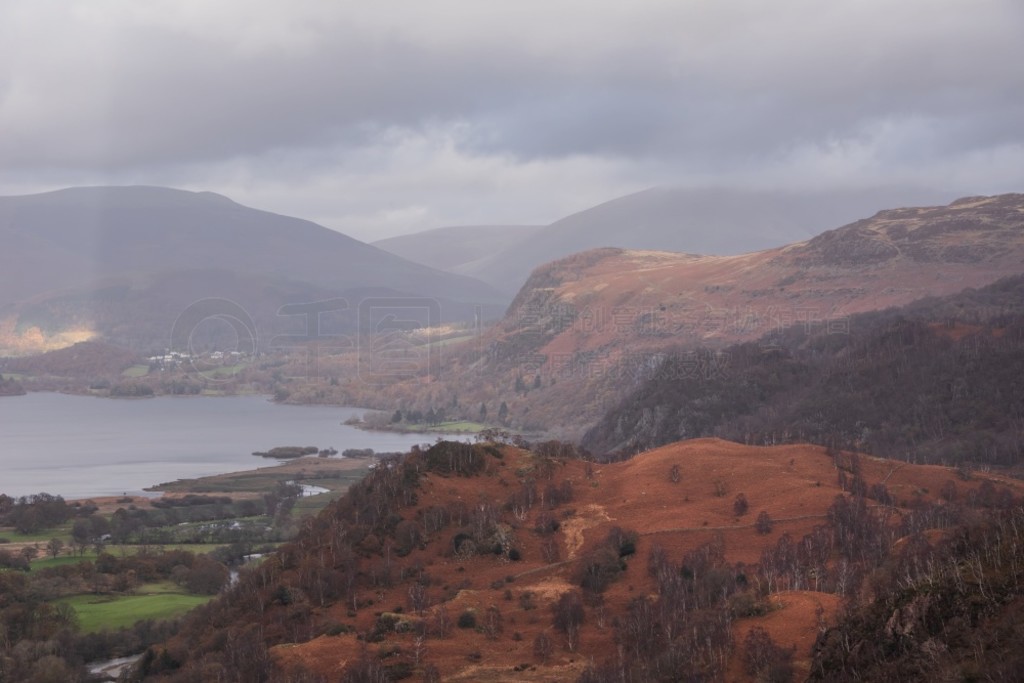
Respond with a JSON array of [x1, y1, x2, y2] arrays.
[[0, 374, 26, 396]]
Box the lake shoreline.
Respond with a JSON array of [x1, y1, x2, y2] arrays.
[[0, 394, 449, 500]]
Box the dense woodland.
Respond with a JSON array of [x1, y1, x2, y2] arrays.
[[583, 276, 1024, 469], [809, 507, 1024, 681], [0, 488, 298, 544]]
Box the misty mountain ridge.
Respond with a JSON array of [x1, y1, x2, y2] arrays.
[[0, 186, 507, 302], [371, 224, 542, 280], [376, 185, 958, 293]]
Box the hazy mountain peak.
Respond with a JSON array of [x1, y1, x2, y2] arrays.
[[0, 186, 506, 354], [12, 185, 239, 208], [372, 224, 542, 280], [446, 185, 958, 293]]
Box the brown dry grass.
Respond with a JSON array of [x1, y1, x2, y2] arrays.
[[726, 590, 841, 681]]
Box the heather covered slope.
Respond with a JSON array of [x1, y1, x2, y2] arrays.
[[496, 193, 1024, 357], [134, 438, 1024, 682]]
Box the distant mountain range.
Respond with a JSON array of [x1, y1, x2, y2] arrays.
[[345, 193, 1024, 437], [372, 224, 541, 280], [3, 185, 1016, 380], [497, 193, 1024, 352], [375, 186, 956, 294], [0, 186, 507, 355]]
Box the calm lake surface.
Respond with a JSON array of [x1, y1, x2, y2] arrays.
[[0, 393, 445, 499]]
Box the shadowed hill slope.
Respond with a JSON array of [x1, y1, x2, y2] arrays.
[[582, 275, 1024, 468]]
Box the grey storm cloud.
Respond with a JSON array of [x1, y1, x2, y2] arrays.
[[1, 0, 1022, 238]]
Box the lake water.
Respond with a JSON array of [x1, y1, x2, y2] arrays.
[[0, 393, 447, 499]]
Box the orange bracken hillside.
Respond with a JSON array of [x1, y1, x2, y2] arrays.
[[499, 194, 1024, 357], [256, 438, 1022, 682]]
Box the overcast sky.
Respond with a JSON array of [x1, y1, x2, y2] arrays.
[[2, 1, 1022, 240]]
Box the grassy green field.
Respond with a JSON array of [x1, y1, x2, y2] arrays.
[[384, 420, 488, 434], [426, 334, 475, 348], [154, 472, 284, 493], [291, 490, 347, 516], [306, 471, 371, 492], [202, 363, 248, 377], [28, 543, 231, 570], [144, 542, 227, 555], [121, 364, 151, 378], [30, 553, 98, 570], [0, 523, 73, 544], [57, 581, 211, 632], [434, 421, 488, 432]]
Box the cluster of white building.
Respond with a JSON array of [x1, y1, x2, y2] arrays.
[[146, 350, 247, 367]]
